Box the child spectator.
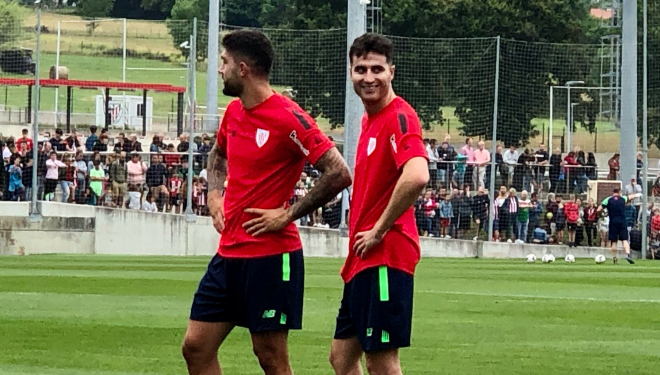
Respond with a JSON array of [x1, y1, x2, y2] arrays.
[[516, 190, 531, 243], [44, 151, 65, 201], [61, 154, 77, 203], [127, 184, 142, 210], [196, 178, 208, 216], [555, 195, 566, 244], [584, 198, 599, 247], [101, 185, 116, 208], [168, 170, 183, 214], [422, 190, 438, 236], [89, 160, 106, 206], [438, 193, 453, 238], [141, 193, 158, 212], [598, 210, 610, 248], [532, 224, 548, 244], [564, 194, 580, 247], [21, 155, 33, 201], [8, 156, 24, 201]]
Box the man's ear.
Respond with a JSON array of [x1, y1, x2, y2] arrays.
[[238, 61, 249, 77], [390, 64, 396, 78]]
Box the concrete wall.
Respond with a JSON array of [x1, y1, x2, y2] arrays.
[[0, 202, 626, 259]]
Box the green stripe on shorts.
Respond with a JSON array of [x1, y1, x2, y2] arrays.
[[381, 330, 390, 343], [282, 253, 291, 282], [379, 266, 389, 302]]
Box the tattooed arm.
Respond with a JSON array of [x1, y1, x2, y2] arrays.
[[206, 141, 228, 233], [243, 147, 351, 236]]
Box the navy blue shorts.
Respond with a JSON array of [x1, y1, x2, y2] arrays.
[[609, 221, 628, 242], [334, 266, 414, 352], [190, 250, 304, 333]]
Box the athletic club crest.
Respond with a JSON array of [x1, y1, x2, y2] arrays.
[[367, 137, 377, 156], [256, 129, 269, 148]]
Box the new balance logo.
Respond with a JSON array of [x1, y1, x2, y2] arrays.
[[262, 310, 276, 318]]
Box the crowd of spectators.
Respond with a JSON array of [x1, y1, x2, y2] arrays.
[[0, 126, 212, 216]]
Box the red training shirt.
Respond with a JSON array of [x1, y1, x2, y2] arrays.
[[218, 93, 334, 258], [564, 201, 580, 223], [651, 215, 660, 232], [341, 96, 427, 283], [16, 136, 34, 152]]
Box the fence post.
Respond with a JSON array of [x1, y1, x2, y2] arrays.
[[487, 36, 501, 244], [29, 5, 43, 221], [185, 18, 197, 221], [641, 0, 649, 260]]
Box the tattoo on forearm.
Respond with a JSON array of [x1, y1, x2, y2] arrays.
[[288, 148, 351, 221], [206, 142, 228, 193]]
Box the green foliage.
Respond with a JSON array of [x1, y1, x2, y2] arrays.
[[0, 0, 25, 49], [78, 0, 115, 18]]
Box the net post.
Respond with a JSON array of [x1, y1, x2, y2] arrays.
[[339, 0, 366, 237], [54, 20, 61, 128], [641, 0, 648, 260], [122, 18, 127, 83], [487, 36, 501, 244], [185, 18, 197, 221], [620, 0, 637, 187], [549, 86, 553, 152], [206, 0, 220, 132], [142, 89, 147, 137], [29, 6, 43, 222]]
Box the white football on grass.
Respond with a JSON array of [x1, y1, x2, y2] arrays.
[[565, 254, 576, 263], [526, 254, 536, 263], [595, 254, 606, 264]]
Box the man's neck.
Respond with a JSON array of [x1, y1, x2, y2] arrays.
[[363, 90, 397, 116], [239, 80, 274, 109]]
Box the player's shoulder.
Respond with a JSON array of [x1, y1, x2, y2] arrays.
[[272, 94, 319, 130], [225, 98, 242, 113], [388, 96, 422, 135]]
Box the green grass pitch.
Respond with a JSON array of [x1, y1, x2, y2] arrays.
[[0, 255, 659, 374]]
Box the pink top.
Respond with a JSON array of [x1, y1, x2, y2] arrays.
[[46, 159, 66, 180], [461, 145, 475, 162], [127, 160, 147, 184], [473, 148, 491, 165]]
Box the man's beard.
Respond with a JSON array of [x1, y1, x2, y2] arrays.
[[222, 78, 243, 97]]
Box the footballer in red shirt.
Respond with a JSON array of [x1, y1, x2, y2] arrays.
[[564, 194, 580, 247], [182, 31, 351, 375], [330, 34, 429, 375]]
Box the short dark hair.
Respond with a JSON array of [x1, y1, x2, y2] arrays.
[[613, 188, 620, 194], [349, 33, 393, 64], [90, 125, 97, 134], [222, 30, 274, 76]]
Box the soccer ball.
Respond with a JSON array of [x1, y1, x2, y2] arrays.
[[565, 254, 576, 263], [595, 254, 606, 264], [526, 254, 536, 263], [542, 254, 555, 263]]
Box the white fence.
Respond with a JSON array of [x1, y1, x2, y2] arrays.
[[0, 202, 630, 260]]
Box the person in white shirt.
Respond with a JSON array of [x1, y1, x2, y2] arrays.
[[127, 183, 142, 209], [503, 145, 519, 187], [426, 139, 439, 188], [625, 176, 643, 220], [141, 193, 158, 212]]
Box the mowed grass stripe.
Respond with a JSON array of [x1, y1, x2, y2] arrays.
[[1, 255, 660, 374]]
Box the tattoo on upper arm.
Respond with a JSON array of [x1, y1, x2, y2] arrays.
[[287, 148, 351, 221], [206, 142, 228, 193]]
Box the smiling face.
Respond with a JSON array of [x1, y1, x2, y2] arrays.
[[350, 52, 394, 104]]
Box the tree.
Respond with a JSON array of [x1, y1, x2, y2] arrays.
[[167, 0, 264, 59], [381, 0, 601, 145], [78, 0, 115, 35], [0, 0, 25, 49]]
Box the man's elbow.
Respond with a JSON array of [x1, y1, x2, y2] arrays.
[[410, 168, 429, 189], [335, 166, 353, 190]]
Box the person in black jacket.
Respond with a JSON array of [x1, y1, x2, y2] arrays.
[[146, 154, 169, 211], [471, 187, 490, 240], [456, 186, 473, 240], [549, 149, 563, 193]]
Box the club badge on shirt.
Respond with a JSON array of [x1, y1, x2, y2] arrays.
[[256, 129, 270, 148], [367, 137, 377, 156]]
